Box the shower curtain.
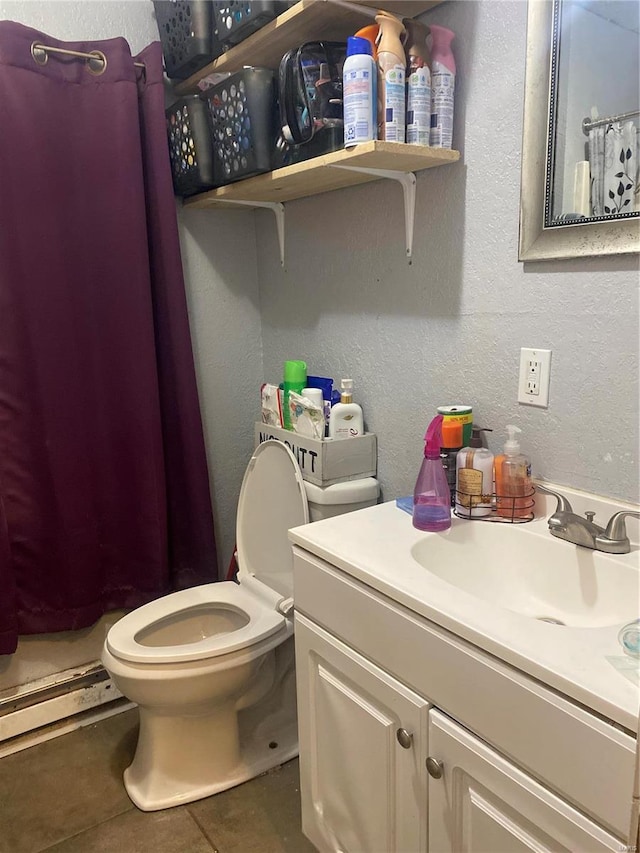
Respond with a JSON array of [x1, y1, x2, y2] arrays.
[[0, 22, 218, 655]]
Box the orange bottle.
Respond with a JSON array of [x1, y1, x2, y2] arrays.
[[355, 24, 379, 61], [494, 425, 534, 519]]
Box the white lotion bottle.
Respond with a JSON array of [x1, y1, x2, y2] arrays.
[[328, 378, 364, 439]]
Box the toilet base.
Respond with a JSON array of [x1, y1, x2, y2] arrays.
[[124, 665, 298, 811]]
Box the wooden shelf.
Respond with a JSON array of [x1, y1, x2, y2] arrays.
[[173, 0, 443, 96], [173, 1, 455, 263], [184, 141, 459, 209]]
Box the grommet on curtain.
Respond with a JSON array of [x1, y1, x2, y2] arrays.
[[30, 43, 108, 75], [29, 42, 144, 76], [86, 51, 107, 75], [30, 42, 48, 65]]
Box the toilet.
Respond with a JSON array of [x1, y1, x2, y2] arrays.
[[101, 439, 378, 812]]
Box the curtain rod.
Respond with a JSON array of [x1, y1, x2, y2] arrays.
[[31, 42, 145, 75], [582, 109, 640, 135]]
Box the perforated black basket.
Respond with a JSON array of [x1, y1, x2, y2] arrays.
[[166, 96, 217, 197], [214, 1, 294, 47], [153, 1, 225, 80], [203, 67, 278, 185]]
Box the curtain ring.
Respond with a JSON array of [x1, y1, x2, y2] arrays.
[[86, 50, 107, 75], [31, 42, 48, 65]]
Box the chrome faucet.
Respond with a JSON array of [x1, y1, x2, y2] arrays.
[[537, 485, 639, 554]]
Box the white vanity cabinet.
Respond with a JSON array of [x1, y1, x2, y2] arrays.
[[428, 710, 622, 852], [295, 614, 429, 853], [292, 545, 637, 853]]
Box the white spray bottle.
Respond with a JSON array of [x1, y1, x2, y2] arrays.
[[375, 11, 406, 142], [404, 18, 431, 146]]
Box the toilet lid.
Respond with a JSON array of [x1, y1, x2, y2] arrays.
[[236, 440, 309, 599]]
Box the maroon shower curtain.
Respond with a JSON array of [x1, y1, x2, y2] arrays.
[[0, 22, 218, 655]]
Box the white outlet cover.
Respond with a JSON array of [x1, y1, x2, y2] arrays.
[[518, 348, 552, 407]]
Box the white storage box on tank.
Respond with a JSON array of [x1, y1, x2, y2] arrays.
[[255, 423, 377, 486], [303, 478, 379, 521]]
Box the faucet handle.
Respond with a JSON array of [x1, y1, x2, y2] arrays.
[[536, 484, 573, 514], [603, 510, 640, 543]]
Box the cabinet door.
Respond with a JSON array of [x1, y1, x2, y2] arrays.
[[428, 709, 624, 853], [295, 613, 429, 853]]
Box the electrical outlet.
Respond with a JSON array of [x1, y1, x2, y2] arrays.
[[518, 348, 551, 407]]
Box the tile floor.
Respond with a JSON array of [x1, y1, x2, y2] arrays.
[[0, 708, 316, 853]]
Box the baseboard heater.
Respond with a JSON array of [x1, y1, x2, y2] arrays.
[[0, 662, 132, 753]]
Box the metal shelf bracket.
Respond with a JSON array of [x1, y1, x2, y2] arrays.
[[332, 165, 417, 261], [206, 199, 286, 266]]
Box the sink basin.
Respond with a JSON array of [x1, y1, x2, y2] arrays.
[[410, 521, 640, 628]]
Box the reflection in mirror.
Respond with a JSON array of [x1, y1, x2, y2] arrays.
[[548, 0, 639, 226], [519, 0, 640, 261]]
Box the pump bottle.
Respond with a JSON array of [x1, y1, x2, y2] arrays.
[[375, 11, 406, 142], [328, 378, 364, 439], [494, 425, 534, 519], [413, 414, 451, 532]]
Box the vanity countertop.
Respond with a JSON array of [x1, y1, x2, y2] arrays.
[[289, 497, 640, 734]]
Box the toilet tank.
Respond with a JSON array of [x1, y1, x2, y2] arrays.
[[303, 478, 379, 522]]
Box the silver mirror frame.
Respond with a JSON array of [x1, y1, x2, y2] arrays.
[[519, 0, 640, 262]]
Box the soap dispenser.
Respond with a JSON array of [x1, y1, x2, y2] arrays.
[[413, 414, 451, 532], [455, 426, 494, 518], [494, 425, 534, 519]]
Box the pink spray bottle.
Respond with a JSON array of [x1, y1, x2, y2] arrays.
[[429, 24, 455, 149], [412, 414, 452, 532]]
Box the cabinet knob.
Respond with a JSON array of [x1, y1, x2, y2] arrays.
[[396, 728, 413, 749], [426, 757, 444, 779]]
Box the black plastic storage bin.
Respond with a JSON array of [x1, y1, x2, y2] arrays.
[[166, 96, 217, 197], [153, 1, 225, 80], [214, 1, 294, 47], [203, 67, 278, 185]]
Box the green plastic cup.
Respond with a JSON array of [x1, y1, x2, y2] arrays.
[[283, 360, 307, 430]]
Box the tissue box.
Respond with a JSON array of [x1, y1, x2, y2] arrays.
[[254, 423, 377, 486]]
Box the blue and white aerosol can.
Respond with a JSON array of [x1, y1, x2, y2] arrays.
[[343, 36, 377, 147]]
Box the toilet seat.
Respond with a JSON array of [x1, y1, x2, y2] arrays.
[[107, 441, 309, 666], [106, 583, 287, 664]]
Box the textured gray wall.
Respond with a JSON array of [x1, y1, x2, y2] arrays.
[[256, 0, 640, 507], [178, 208, 262, 579]]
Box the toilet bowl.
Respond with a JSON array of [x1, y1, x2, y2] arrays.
[[102, 440, 378, 811]]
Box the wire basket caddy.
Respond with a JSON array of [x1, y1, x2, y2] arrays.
[[453, 488, 536, 523]]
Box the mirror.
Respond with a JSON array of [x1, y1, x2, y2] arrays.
[[519, 0, 640, 261]]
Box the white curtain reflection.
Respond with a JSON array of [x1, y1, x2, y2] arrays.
[[589, 120, 638, 217]]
